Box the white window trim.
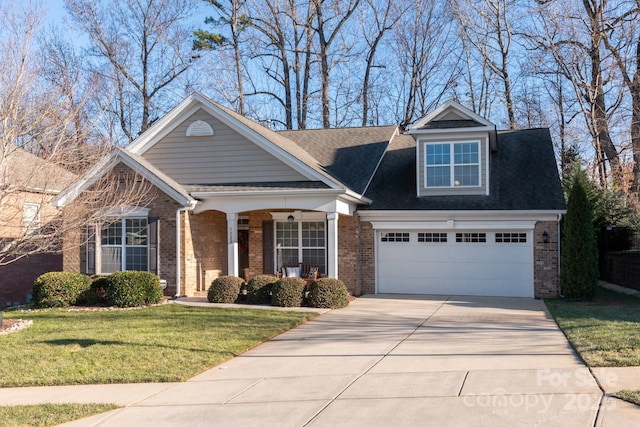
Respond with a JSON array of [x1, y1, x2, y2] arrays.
[[273, 218, 327, 274], [424, 140, 481, 189], [97, 216, 148, 274], [23, 203, 41, 235]]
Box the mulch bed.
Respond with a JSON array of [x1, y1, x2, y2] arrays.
[[1, 319, 19, 330], [0, 318, 33, 335]]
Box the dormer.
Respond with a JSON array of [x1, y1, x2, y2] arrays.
[[407, 101, 497, 197]]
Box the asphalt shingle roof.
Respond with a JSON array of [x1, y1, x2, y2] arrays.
[[419, 120, 484, 129], [362, 128, 566, 211], [6, 149, 77, 193], [279, 126, 396, 194]]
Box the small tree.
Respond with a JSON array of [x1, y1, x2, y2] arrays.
[[561, 176, 599, 300]]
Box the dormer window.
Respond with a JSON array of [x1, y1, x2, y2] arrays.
[[425, 141, 480, 188]]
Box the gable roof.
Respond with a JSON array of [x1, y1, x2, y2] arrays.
[[278, 126, 397, 194], [51, 148, 195, 208], [4, 149, 77, 194], [362, 128, 566, 211], [127, 92, 346, 191], [409, 100, 495, 130], [408, 100, 498, 151]]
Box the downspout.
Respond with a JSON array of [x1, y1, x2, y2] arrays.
[[175, 203, 196, 298], [557, 213, 563, 297]]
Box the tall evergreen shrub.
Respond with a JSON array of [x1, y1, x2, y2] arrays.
[[561, 178, 599, 300]]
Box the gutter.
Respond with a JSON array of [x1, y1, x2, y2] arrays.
[[175, 202, 197, 297]]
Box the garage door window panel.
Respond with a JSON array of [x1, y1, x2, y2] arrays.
[[496, 233, 527, 243], [381, 232, 410, 242], [418, 232, 447, 243], [456, 232, 486, 243]]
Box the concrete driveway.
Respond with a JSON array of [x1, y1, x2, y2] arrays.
[[10, 295, 636, 426]]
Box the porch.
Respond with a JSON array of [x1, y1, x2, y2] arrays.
[[180, 208, 360, 296]]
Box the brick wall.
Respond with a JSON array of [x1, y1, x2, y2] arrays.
[[246, 210, 273, 278], [356, 216, 375, 295], [534, 221, 559, 298], [182, 210, 227, 295], [147, 191, 182, 295], [338, 214, 357, 294], [62, 164, 183, 296], [0, 253, 62, 307]]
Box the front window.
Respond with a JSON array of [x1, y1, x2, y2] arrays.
[[100, 218, 148, 273], [425, 142, 480, 188], [276, 220, 326, 274]]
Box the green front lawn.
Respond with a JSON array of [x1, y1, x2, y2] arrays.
[[545, 286, 640, 367], [0, 404, 119, 427], [0, 304, 317, 387], [546, 286, 640, 407]]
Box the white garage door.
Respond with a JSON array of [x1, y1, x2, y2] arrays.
[[377, 230, 533, 297]]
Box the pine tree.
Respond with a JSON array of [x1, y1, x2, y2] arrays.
[[561, 176, 599, 300]]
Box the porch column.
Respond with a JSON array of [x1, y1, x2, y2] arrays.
[[227, 212, 239, 277], [327, 212, 339, 278]]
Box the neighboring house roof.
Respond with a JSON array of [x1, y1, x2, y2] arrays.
[[4, 149, 77, 194], [279, 126, 396, 195], [363, 128, 566, 211]]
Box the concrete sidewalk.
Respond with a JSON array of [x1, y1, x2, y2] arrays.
[[1, 295, 638, 426]]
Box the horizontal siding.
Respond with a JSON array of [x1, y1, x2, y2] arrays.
[[418, 132, 488, 197], [142, 109, 307, 184]]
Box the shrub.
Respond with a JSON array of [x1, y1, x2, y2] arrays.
[[207, 276, 244, 304], [107, 271, 163, 308], [561, 176, 599, 300], [83, 276, 110, 305], [307, 278, 349, 309], [271, 277, 306, 307], [31, 272, 92, 308], [246, 275, 277, 305]]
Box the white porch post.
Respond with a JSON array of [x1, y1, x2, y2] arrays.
[[327, 212, 339, 278], [226, 212, 239, 276]]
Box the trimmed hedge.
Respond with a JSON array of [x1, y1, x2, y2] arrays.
[[107, 271, 163, 307], [271, 277, 306, 307], [207, 276, 245, 304], [246, 275, 277, 305], [307, 278, 349, 309], [31, 272, 92, 308]]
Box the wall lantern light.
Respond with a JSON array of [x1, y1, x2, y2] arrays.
[[542, 230, 549, 244], [287, 214, 295, 223]]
